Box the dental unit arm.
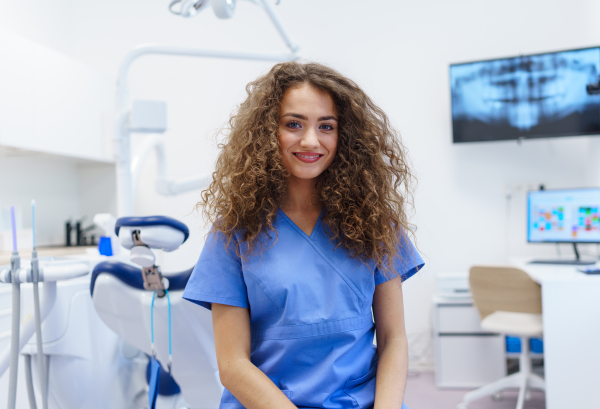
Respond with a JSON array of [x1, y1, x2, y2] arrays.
[[116, 0, 300, 216], [131, 134, 213, 202], [0, 261, 91, 285]]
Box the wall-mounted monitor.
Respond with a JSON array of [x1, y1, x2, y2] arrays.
[[528, 188, 600, 244], [450, 47, 600, 143]]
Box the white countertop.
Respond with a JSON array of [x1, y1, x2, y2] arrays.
[[509, 257, 600, 284]]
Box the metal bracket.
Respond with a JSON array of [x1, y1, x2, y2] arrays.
[[132, 230, 166, 297], [132, 230, 144, 246], [142, 265, 166, 298]]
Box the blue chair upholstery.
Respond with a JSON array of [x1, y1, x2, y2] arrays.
[[115, 216, 190, 243], [146, 358, 181, 396], [90, 260, 193, 297]]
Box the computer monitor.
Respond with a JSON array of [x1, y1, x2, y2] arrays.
[[527, 188, 600, 265], [528, 188, 600, 243]]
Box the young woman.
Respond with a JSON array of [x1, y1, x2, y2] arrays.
[[183, 62, 423, 409]]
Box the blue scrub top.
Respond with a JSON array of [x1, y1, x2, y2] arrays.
[[183, 209, 423, 409]]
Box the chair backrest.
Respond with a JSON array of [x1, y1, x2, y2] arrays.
[[469, 265, 542, 320]]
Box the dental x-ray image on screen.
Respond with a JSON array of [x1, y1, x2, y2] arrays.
[[450, 47, 600, 143]]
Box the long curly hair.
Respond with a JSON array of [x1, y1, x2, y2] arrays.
[[198, 61, 416, 276]]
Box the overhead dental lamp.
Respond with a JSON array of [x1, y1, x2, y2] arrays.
[[169, 0, 238, 19]]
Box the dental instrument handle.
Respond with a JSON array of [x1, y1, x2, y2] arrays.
[[32, 201, 36, 250], [10, 206, 17, 252]]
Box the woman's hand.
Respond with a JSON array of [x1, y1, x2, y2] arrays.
[[212, 303, 298, 409], [372, 276, 409, 408]]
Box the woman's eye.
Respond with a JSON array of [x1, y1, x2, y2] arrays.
[[319, 123, 335, 131], [286, 121, 302, 129]]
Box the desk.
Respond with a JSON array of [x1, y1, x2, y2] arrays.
[[510, 258, 600, 409]]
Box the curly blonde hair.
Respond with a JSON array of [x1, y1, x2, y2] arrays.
[[198, 61, 416, 276]]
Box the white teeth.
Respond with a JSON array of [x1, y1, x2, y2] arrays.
[[295, 153, 320, 159]]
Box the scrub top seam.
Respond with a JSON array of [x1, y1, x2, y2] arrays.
[[277, 210, 365, 305], [182, 291, 248, 309], [375, 261, 424, 285], [250, 323, 374, 342], [276, 207, 324, 240], [243, 270, 283, 312], [250, 314, 374, 341], [252, 311, 373, 330]]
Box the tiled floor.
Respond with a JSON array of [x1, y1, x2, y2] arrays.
[[404, 372, 545, 409]]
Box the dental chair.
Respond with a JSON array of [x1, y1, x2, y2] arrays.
[[91, 216, 222, 409]]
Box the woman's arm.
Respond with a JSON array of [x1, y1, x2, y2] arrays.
[[372, 276, 409, 408], [211, 303, 297, 409]]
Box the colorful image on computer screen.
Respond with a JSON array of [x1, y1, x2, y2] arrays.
[[528, 188, 600, 243]]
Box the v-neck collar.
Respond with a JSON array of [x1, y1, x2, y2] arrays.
[[277, 207, 325, 240]]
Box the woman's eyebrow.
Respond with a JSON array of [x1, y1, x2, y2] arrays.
[[281, 113, 338, 121]]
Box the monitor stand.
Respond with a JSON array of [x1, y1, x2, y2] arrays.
[[529, 243, 597, 266]]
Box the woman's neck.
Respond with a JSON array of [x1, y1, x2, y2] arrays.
[[281, 175, 322, 213]]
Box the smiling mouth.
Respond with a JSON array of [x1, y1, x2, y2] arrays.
[[293, 153, 323, 159]]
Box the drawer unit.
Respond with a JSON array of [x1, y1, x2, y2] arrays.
[[433, 296, 507, 388], [436, 335, 506, 388], [437, 303, 487, 334]]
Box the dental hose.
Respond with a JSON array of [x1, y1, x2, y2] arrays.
[[7, 206, 20, 409], [31, 201, 49, 409], [24, 355, 37, 409], [32, 253, 48, 409]]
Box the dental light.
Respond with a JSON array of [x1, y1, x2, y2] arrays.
[[169, 0, 238, 19]]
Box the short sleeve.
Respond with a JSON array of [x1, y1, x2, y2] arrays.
[[182, 229, 248, 310], [374, 235, 424, 285]]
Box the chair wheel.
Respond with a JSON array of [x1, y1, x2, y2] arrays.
[[456, 404, 468, 409], [491, 391, 503, 401]]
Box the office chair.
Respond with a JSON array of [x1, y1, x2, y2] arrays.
[[457, 266, 545, 409]]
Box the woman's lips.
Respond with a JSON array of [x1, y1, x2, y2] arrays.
[[293, 152, 323, 163]]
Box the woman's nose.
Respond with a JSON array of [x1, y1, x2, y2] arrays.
[[300, 128, 319, 149]]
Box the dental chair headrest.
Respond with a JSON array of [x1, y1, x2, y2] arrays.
[[115, 216, 190, 252]]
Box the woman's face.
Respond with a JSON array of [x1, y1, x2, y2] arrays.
[[278, 83, 338, 182]]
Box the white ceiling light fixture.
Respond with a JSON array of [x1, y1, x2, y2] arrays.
[[168, 0, 210, 18], [212, 0, 237, 19], [169, 0, 239, 19]]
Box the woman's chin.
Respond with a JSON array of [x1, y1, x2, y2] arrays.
[[288, 169, 324, 180]]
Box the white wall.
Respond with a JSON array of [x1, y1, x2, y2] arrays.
[[0, 0, 74, 55], [7, 0, 600, 367], [0, 0, 117, 249], [0, 150, 80, 246], [0, 149, 116, 247]]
